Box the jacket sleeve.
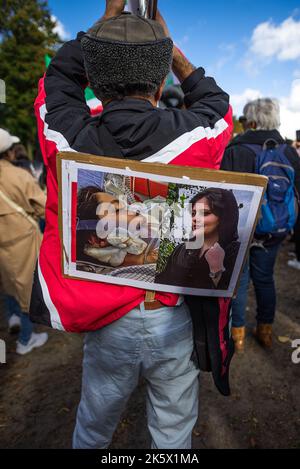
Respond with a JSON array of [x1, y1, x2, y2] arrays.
[[183, 68, 233, 168], [148, 68, 233, 169], [182, 67, 230, 119], [34, 33, 92, 166]]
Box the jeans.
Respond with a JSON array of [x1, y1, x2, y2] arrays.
[[4, 295, 33, 345], [73, 302, 200, 449], [232, 243, 281, 327]]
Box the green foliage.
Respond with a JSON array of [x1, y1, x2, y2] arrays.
[[156, 238, 176, 273], [0, 0, 59, 148], [156, 183, 178, 273], [166, 183, 179, 205]]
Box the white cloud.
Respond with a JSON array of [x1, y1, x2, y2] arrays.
[[281, 79, 300, 112], [280, 106, 300, 140], [51, 15, 71, 41], [280, 80, 300, 139], [249, 17, 300, 62], [241, 16, 300, 75], [229, 82, 300, 140], [230, 88, 263, 115]]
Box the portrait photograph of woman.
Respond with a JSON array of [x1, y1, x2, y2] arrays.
[[155, 188, 241, 290]]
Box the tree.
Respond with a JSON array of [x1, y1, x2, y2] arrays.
[[233, 115, 244, 136], [0, 0, 59, 153]]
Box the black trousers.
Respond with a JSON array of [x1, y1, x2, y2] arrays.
[[294, 215, 300, 261]]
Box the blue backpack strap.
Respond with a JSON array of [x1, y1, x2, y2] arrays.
[[241, 141, 290, 174], [262, 141, 294, 182]]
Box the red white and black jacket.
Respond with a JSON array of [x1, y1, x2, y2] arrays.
[[30, 32, 233, 394]]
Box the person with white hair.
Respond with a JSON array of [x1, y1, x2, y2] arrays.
[[221, 98, 300, 351], [243, 98, 281, 131]]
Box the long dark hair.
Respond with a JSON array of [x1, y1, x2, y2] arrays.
[[77, 186, 100, 220], [190, 188, 239, 249]]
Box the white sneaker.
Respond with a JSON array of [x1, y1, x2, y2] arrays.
[[8, 314, 21, 334], [16, 332, 48, 355], [287, 259, 300, 271]]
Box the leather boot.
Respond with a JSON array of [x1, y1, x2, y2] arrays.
[[253, 323, 273, 349], [231, 326, 246, 353]]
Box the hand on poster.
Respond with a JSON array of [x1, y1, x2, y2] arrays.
[[204, 242, 225, 274]]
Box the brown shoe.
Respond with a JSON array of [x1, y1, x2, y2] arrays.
[[253, 323, 273, 349], [232, 327, 246, 353]]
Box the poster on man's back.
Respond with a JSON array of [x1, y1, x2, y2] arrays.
[[57, 152, 267, 298]]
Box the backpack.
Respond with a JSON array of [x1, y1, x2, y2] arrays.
[[243, 139, 297, 235]]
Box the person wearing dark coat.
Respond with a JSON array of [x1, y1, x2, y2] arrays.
[[221, 98, 300, 352]]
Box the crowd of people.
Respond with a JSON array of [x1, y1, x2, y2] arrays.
[[0, 0, 300, 450]]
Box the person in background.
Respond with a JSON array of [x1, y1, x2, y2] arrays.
[[288, 216, 300, 271], [12, 143, 35, 175], [221, 99, 300, 351], [14, 142, 46, 233], [292, 130, 300, 157], [238, 115, 249, 133], [287, 135, 300, 270], [0, 128, 48, 355], [160, 84, 185, 109]]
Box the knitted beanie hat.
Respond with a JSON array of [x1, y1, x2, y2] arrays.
[[81, 13, 173, 93]]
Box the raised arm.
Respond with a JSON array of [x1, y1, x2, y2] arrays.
[[155, 10, 196, 83], [35, 1, 126, 164]]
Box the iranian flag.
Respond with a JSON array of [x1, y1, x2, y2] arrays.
[[84, 87, 103, 116]]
